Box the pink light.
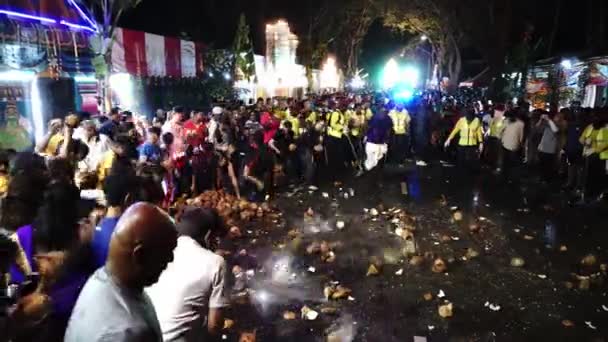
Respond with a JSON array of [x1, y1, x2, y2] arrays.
[[0, 9, 57, 23]]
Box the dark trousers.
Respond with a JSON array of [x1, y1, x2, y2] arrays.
[[485, 137, 502, 169], [457, 145, 480, 172], [502, 147, 521, 181], [584, 154, 607, 199], [389, 134, 410, 163], [538, 151, 556, 182], [326, 135, 346, 178]]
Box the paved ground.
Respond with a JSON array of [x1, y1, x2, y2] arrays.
[[221, 159, 608, 342]]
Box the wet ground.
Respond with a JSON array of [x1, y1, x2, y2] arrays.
[[221, 160, 608, 342]]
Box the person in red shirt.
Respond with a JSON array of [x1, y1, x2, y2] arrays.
[[260, 108, 281, 145], [183, 109, 207, 147]]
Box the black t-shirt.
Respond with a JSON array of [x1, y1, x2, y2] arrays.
[[272, 128, 295, 155]]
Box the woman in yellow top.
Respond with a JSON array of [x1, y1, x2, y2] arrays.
[[445, 108, 484, 169]]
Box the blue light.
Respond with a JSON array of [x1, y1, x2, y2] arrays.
[[67, 0, 98, 32], [394, 88, 414, 101], [60, 20, 96, 32], [0, 9, 57, 23]]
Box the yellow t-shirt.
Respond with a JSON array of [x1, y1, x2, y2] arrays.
[[44, 133, 64, 156], [97, 151, 116, 188], [0, 174, 8, 195]]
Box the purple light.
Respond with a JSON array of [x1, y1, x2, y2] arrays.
[[60, 20, 96, 32], [66, 0, 98, 32], [0, 9, 57, 23]]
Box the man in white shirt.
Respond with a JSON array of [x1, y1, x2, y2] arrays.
[[146, 207, 229, 342], [207, 107, 223, 144], [500, 111, 525, 180]]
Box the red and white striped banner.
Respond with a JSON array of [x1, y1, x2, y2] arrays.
[[111, 28, 204, 77]]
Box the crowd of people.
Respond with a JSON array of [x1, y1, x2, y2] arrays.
[[0, 91, 607, 341]]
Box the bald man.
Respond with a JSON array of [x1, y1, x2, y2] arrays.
[[65, 203, 177, 342]]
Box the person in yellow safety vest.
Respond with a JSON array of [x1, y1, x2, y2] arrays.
[[445, 107, 484, 169], [486, 104, 506, 170], [302, 100, 318, 125], [347, 104, 368, 138], [274, 100, 289, 121], [345, 103, 367, 168], [363, 102, 374, 120], [580, 112, 608, 200], [388, 101, 412, 163], [326, 101, 347, 178], [285, 108, 301, 138]]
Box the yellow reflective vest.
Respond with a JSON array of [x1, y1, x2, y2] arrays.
[[327, 110, 345, 138], [388, 109, 411, 135], [286, 113, 301, 138], [364, 108, 373, 120], [489, 117, 505, 138], [448, 117, 483, 146], [594, 126, 608, 160], [346, 110, 367, 137], [305, 111, 318, 124], [580, 124, 600, 155]]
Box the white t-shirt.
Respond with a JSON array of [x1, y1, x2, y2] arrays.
[[146, 236, 229, 342], [65, 268, 162, 342]]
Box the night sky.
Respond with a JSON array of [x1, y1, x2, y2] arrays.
[[119, 0, 590, 74]]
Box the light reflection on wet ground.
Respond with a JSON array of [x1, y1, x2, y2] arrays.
[[224, 161, 608, 341]]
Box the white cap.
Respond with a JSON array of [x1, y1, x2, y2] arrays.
[[212, 106, 223, 115]]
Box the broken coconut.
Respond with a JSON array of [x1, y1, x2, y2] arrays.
[[438, 303, 453, 318], [320, 307, 338, 315], [581, 254, 597, 267], [431, 258, 447, 273], [223, 319, 235, 330], [578, 276, 591, 290], [453, 211, 463, 222], [465, 248, 479, 259], [366, 264, 380, 276], [510, 257, 525, 267], [283, 311, 297, 320], [301, 306, 319, 320], [324, 286, 334, 300], [469, 223, 480, 233], [409, 255, 425, 266], [423, 292, 433, 301], [562, 320, 575, 328], [322, 251, 336, 263], [331, 285, 352, 300], [440, 235, 451, 243]]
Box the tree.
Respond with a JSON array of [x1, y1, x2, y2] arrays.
[[335, 0, 379, 78], [383, 0, 464, 88], [299, 0, 335, 91], [233, 13, 255, 82], [82, 0, 143, 112]]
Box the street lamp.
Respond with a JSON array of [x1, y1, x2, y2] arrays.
[[420, 35, 428, 41]]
